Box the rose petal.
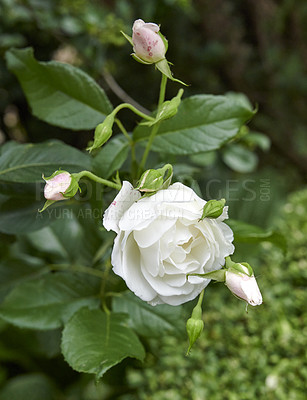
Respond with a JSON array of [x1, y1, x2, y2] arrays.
[[114, 233, 157, 302], [103, 181, 141, 233], [133, 218, 176, 248]]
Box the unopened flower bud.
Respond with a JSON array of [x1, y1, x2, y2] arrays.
[[186, 299, 204, 355], [141, 89, 183, 127], [136, 164, 173, 193], [186, 318, 204, 355], [225, 262, 262, 306], [44, 171, 72, 201], [40, 170, 80, 212], [87, 113, 115, 152], [200, 198, 226, 220], [132, 19, 166, 64]]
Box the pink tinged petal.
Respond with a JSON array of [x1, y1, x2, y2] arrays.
[[132, 19, 146, 31], [142, 22, 160, 33], [132, 19, 165, 63], [225, 270, 262, 306], [103, 181, 141, 234]]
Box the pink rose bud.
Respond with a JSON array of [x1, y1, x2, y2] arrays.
[[132, 19, 166, 63], [44, 172, 72, 201], [225, 264, 262, 306]]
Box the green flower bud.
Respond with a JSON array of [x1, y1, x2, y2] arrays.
[[137, 169, 164, 192], [141, 89, 183, 127], [186, 313, 204, 355], [87, 113, 115, 152], [200, 198, 226, 220], [186, 291, 204, 355], [136, 164, 173, 193]]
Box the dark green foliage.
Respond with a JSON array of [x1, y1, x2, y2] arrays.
[[120, 188, 307, 400]]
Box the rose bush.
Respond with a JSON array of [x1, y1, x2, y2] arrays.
[[103, 181, 235, 306]]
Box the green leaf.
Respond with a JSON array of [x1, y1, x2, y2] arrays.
[[92, 136, 130, 178], [0, 196, 60, 234], [227, 219, 287, 252], [243, 132, 271, 151], [133, 94, 256, 155], [222, 144, 258, 173], [0, 257, 45, 303], [0, 273, 100, 330], [24, 208, 105, 265], [0, 374, 58, 400], [0, 196, 70, 234], [112, 291, 184, 338], [0, 141, 91, 188], [5, 47, 113, 130], [61, 308, 145, 379]]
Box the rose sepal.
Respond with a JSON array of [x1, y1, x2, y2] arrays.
[[227, 261, 254, 277], [39, 199, 56, 213], [155, 58, 187, 86], [61, 174, 80, 199], [120, 30, 133, 46], [131, 53, 154, 65], [42, 169, 66, 181], [158, 31, 168, 52]]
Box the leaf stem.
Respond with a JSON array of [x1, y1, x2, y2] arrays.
[[74, 171, 121, 191], [139, 74, 168, 172]]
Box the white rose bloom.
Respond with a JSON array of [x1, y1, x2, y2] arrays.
[[103, 181, 234, 306]]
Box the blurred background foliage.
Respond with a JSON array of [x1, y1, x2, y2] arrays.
[[0, 0, 306, 398]]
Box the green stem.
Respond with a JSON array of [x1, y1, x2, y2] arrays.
[[158, 73, 168, 108], [197, 289, 205, 308], [115, 118, 132, 143], [114, 103, 154, 122], [48, 263, 105, 279], [115, 118, 137, 166], [74, 171, 121, 191], [139, 74, 168, 172]]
